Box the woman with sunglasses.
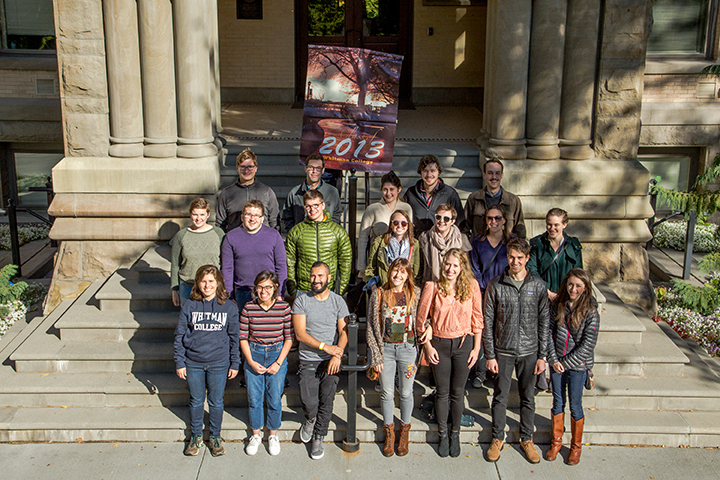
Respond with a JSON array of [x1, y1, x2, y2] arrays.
[[357, 171, 413, 278], [546, 268, 598, 465], [366, 258, 421, 457], [418, 203, 471, 283], [416, 249, 483, 457], [240, 271, 294, 456], [365, 210, 422, 285]]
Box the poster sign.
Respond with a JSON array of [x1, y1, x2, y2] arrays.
[[300, 45, 403, 173]]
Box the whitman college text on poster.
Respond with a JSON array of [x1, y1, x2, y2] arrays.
[[300, 45, 403, 173]]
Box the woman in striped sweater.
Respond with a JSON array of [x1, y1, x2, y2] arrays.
[[239, 271, 294, 456]]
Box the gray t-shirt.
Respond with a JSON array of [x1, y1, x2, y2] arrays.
[[292, 291, 350, 362]]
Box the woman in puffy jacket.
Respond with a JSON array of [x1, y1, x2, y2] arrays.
[[545, 268, 599, 466]]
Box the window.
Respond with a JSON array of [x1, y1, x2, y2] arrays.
[[14, 153, 63, 208], [648, 0, 717, 57], [1, 0, 56, 50]]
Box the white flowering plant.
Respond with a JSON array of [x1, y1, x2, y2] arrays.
[[0, 265, 47, 341], [0, 223, 51, 251], [653, 220, 720, 253], [656, 283, 720, 357]]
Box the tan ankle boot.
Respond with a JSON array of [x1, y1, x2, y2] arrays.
[[397, 423, 410, 456], [545, 412, 564, 461], [383, 423, 395, 457], [567, 416, 584, 465]]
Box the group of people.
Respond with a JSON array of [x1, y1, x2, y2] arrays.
[[172, 149, 599, 466]]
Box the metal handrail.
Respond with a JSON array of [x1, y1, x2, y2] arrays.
[[339, 313, 369, 453]]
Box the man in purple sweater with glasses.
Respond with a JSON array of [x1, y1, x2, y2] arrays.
[[221, 199, 288, 311]]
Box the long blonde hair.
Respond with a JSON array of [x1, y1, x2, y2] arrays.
[[380, 258, 416, 308], [437, 248, 473, 302]]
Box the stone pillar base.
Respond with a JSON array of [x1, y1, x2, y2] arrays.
[[487, 139, 527, 160], [560, 140, 595, 160], [526, 140, 561, 160]]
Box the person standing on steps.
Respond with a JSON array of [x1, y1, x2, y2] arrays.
[[545, 268, 598, 466], [366, 258, 421, 457], [282, 153, 343, 233], [170, 198, 225, 307], [216, 148, 280, 232], [418, 203, 471, 284], [174, 265, 239, 458], [403, 154, 465, 236], [483, 237, 549, 464], [293, 262, 349, 460], [464, 157, 526, 240]]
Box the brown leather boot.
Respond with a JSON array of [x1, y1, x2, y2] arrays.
[[545, 412, 564, 461], [397, 423, 411, 456], [383, 423, 395, 457], [567, 416, 584, 465]]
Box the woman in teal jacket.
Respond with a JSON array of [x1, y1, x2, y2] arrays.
[[528, 208, 583, 302]]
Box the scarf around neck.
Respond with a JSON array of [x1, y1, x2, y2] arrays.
[[385, 237, 410, 264]]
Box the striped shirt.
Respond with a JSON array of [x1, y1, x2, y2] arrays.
[[239, 299, 294, 345]]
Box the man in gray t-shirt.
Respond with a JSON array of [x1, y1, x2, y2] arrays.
[[292, 262, 349, 460]]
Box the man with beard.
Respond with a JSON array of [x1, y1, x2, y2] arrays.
[[292, 262, 349, 460]]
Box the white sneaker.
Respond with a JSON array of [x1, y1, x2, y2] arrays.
[[268, 434, 281, 456], [245, 434, 262, 456]]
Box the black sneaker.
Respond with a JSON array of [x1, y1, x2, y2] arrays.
[[300, 417, 316, 443], [184, 435, 204, 456], [472, 372, 487, 388], [310, 434, 325, 460], [208, 436, 226, 457]]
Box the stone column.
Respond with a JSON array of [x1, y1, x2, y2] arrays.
[[526, 0, 567, 160], [137, 0, 177, 158], [486, 0, 532, 160], [103, 0, 144, 158], [209, 0, 222, 137], [559, 0, 601, 160], [174, 0, 218, 159], [481, 0, 498, 141]]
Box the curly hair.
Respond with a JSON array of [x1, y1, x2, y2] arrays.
[[380, 258, 416, 308], [190, 265, 229, 304], [382, 209, 414, 245], [437, 248, 474, 303], [553, 268, 593, 329]]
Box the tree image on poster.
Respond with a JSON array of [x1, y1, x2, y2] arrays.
[[300, 45, 403, 173]]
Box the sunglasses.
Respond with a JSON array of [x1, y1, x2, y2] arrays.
[[392, 220, 408, 227], [486, 215, 503, 222], [435, 214, 453, 223]]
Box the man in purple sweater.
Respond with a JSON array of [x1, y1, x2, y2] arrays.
[[221, 200, 288, 311]]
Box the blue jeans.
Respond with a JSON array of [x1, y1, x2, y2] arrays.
[[185, 362, 230, 437], [380, 342, 417, 425], [179, 282, 193, 306], [550, 369, 586, 421], [244, 342, 288, 431], [234, 288, 254, 312]]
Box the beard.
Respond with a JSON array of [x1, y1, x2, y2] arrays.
[[311, 281, 329, 294]]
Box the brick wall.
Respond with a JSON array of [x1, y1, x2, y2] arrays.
[[0, 69, 59, 98], [643, 74, 720, 103]]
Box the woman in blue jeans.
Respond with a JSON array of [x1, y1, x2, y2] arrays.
[[239, 271, 294, 456], [366, 258, 421, 457], [546, 268, 599, 465], [174, 265, 239, 457]]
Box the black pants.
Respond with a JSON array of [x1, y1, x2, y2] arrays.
[[431, 336, 472, 434], [298, 360, 339, 437], [491, 353, 537, 442]]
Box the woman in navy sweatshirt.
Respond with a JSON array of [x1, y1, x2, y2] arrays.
[[174, 265, 240, 457]]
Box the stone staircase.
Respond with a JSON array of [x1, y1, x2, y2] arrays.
[[1, 245, 719, 446]]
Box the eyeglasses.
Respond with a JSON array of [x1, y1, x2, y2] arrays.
[[256, 285, 275, 292], [486, 215, 503, 223], [243, 212, 262, 219], [435, 214, 453, 223], [304, 202, 324, 211], [392, 220, 408, 227], [306, 166, 323, 172], [238, 164, 257, 172]]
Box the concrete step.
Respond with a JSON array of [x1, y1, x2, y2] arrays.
[[2, 404, 718, 447], [596, 285, 646, 345], [56, 307, 178, 342], [135, 245, 172, 284], [95, 270, 176, 312]]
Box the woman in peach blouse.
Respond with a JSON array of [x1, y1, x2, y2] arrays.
[[417, 248, 483, 458]]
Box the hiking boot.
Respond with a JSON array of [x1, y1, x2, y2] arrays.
[[184, 435, 204, 456], [208, 436, 225, 457], [397, 423, 411, 457], [438, 431, 449, 457], [310, 434, 325, 460], [520, 439, 540, 464], [268, 434, 281, 456], [382, 423, 395, 457], [486, 438, 503, 462], [449, 431, 461, 458], [246, 434, 262, 456], [300, 417, 316, 443]]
